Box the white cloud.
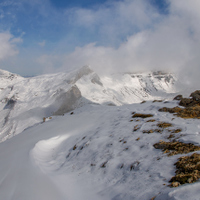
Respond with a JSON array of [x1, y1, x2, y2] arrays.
[[0, 32, 22, 61], [37, 0, 200, 86], [66, 0, 160, 45], [38, 40, 46, 47]]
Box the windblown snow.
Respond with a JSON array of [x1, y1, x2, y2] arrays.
[[2, 66, 200, 200]]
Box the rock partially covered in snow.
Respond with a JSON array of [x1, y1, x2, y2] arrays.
[[66, 65, 93, 84], [54, 85, 82, 115]]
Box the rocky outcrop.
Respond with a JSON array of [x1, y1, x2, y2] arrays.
[[179, 90, 200, 107], [173, 95, 183, 101], [53, 85, 82, 115], [190, 90, 200, 101], [91, 74, 103, 86], [3, 98, 16, 109]]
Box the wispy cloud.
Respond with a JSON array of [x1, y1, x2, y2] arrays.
[[38, 40, 46, 47], [0, 32, 22, 60]]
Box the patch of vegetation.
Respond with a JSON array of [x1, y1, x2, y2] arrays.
[[160, 90, 200, 118], [151, 196, 157, 200], [143, 129, 163, 134], [136, 137, 140, 141], [154, 141, 200, 156], [101, 161, 108, 168], [159, 106, 182, 114], [167, 129, 182, 140], [159, 106, 200, 119], [73, 145, 77, 150], [157, 122, 172, 129], [133, 125, 140, 132], [171, 129, 182, 133], [132, 113, 154, 118], [143, 130, 154, 134], [170, 153, 200, 187], [146, 119, 156, 122], [167, 134, 175, 139]]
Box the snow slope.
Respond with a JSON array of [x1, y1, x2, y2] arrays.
[[0, 66, 178, 142], [1, 100, 200, 200]]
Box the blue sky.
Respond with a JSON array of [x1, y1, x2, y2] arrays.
[[0, 0, 167, 49], [0, 0, 200, 84]]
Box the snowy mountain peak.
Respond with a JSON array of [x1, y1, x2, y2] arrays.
[[0, 66, 179, 142], [66, 65, 94, 84]]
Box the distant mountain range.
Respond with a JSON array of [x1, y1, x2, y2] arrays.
[[0, 66, 178, 142]]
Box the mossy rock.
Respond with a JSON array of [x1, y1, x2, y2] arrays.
[[143, 129, 163, 134], [157, 122, 172, 129], [146, 119, 156, 122], [159, 106, 200, 119], [170, 153, 200, 187], [153, 141, 200, 156]]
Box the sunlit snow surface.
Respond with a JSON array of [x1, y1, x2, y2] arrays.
[[1, 101, 200, 200]]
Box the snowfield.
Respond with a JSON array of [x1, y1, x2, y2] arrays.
[[1, 99, 200, 200]]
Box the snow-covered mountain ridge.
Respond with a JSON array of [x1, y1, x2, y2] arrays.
[[0, 66, 177, 141]]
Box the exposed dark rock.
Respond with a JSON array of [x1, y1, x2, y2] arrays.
[[67, 66, 93, 84], [91, 74, 103, 86], [4, 99, 16, 109], [100, 161, 108, 168], [179, 98, 194, 107], [153, 71, 167, 76], [132, 113, 154, 118], [173, 95, 183, 101], [53, 85, 82, 115], [190, 90, 200, 101], [179, 90, 200, 107]]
